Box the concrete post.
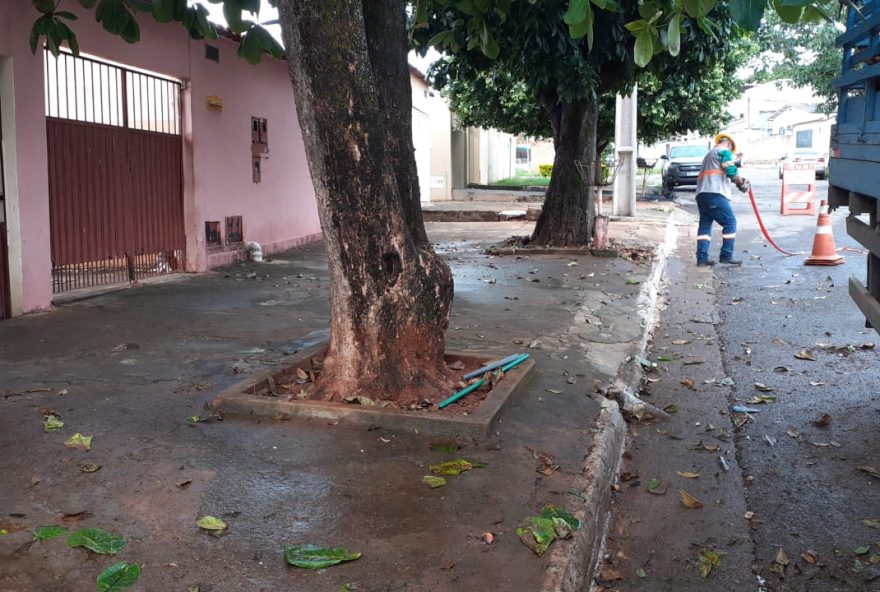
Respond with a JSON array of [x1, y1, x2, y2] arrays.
[[613, 86, 638, 217]]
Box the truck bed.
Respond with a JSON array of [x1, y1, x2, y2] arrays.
[[829, 0, 880, 204]]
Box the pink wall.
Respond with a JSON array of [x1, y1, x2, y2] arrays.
[[1, 1, 320, 313]]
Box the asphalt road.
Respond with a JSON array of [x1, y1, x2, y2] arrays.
[[606, 166, 880, 592]]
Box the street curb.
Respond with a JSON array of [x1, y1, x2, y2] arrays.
[[540, 396, 626, 592], [539, 210, 679, 592]]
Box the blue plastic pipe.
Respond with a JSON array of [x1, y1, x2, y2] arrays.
[[438, 353, 530, 409]]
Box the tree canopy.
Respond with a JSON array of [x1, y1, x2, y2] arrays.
[[747, 10, 842, 113], [432, 28, 748, 149]]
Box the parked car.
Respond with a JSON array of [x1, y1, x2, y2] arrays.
[[661, 145, 709, 191], [778, 149, 827, 180]]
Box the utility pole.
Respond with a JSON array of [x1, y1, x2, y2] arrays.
[[613, 86, 637, 217]]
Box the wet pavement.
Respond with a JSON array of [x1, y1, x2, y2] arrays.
[[608, 167, 880, 591], [0, 214, 671, 591]]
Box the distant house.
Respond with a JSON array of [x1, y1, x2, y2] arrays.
[[449, 119, 516, 188], [718, 81, 828, 162], [410, 66, 453, 202], [0, 0, 321, 319], [408, 62, 516, 195], [791, 115, 835, 156]]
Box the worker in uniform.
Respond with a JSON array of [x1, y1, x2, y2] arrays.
[[695, 134, 751, 266]]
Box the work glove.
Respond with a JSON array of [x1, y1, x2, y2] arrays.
[[735, 177, 751, 193]]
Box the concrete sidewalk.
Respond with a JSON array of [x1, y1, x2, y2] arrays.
[[0, 211, 686, 592]]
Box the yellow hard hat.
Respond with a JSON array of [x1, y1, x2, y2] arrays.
[[714, 133, 736, 153]]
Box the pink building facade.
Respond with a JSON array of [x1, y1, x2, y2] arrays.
[[0, 1, 321, 318]]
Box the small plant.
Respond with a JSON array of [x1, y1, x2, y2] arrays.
[[538, 164, 554, 177]]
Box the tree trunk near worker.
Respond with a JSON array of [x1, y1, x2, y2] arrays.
[[276, 0, 455, 406], [531, 98, 598, 246]]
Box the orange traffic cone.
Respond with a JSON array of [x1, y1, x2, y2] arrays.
[[804, 200, 844, 266]]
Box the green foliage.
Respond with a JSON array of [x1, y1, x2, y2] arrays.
[[28, 0, 280, 63], [284, 544, 362, 569], [96, 562, 141, 592], [66, 528, 127, 555], [538, 164, 554, 177], [634, 34, 748, 145], [747, 10, 842, 113], [431, 0, 743, 151], [33, 525, 68, 542]]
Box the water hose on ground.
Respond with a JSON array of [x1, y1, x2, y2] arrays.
[[746, 187, 800, 257]]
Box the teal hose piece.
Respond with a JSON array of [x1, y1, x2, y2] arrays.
[[438, 353, 530, 409]]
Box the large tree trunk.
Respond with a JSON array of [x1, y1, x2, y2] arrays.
[[531, 98, 598, 246], [277, 0, 455, 406]]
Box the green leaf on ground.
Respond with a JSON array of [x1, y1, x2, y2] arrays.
[[699, 549, 721, 577], [429, 458, 484, 475], [196, 516, 227, 531], [79, 463, 102, 473], [636, 567, 648, 578], [647, 478, 666, 494], [43, 416, 64, 432], [664, 404, 679, 414], [747, 395, 777, 404], [422, 475, 447, 488], [284, 544, 361, 569], [33, 525, 68, 541], [540, 505, 581, 530], [516, 516, 557, 556], [431, 445, 460, 453], [64, 433, 92, 451], [856, 546, 871, 555], [657, 355, 675, 362], [97, 561, 141, 592], [66, 528, 127, 555]]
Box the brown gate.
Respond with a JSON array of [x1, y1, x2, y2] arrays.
[[0, 96, 11, 320], [45, 50, 184, 293]]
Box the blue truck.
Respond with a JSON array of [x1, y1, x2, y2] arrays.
[[829, 0, 880, 329]]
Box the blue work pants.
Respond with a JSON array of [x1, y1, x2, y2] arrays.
[[696, 192, 736, 263]]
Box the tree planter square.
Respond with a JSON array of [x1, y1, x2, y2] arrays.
[[211, 345, 535, 439]]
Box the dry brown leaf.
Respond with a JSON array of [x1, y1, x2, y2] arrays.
[[677, 471, 700, 479], [857, 465, 880, 480], [295, 367, 309, 380], [812, 413, 832, 427], [794, 349, 816, 361], [599, 568, 622, 582], [680, 378, 694, 389], [801, 550, 817, 564], [679, 488, 704, 509], [771, 338, 787, 346], [672, 339, 690, 345], [775, 547, 790, 566]]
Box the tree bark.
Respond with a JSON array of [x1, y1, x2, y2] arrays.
[[531, 98, 598, 247], [277, 0, 454, 406]]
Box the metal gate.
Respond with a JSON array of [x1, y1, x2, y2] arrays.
[[45, 50, 184, 293]]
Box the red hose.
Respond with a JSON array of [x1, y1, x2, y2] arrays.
[[746, 187, 799, 257]]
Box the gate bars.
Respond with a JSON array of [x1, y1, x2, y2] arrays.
[[44, 50, 184, 293]]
